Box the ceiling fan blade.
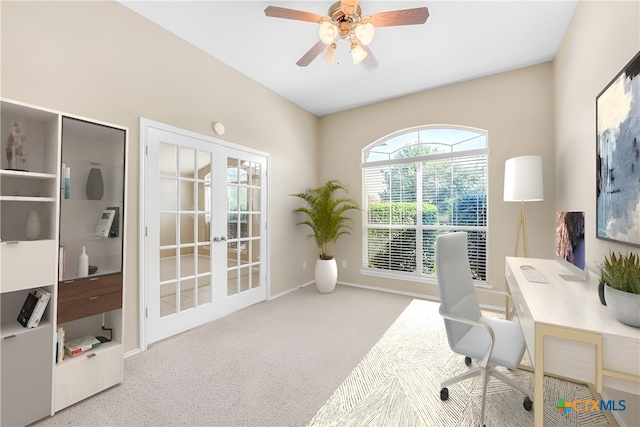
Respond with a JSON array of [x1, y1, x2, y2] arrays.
[[296, 40, 327, 67], [370, 7, 430, 27], [264, 6, 326, 23], [340, 0, 359, 15]]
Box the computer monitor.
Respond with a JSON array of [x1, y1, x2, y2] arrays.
[[555, 211, 588, 281]]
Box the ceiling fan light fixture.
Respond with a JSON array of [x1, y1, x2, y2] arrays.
[[350, 42, 367, 64], [319, 21, 337, 44], [324, 43, 338, 64], [354, 22, 374, 45]]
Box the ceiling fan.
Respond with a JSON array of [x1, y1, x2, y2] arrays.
[[264, 0, 429, 67]]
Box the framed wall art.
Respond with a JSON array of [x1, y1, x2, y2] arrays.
[[596, 50, 640, 247]]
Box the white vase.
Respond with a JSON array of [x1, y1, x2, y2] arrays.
[[605, 285, 640, 327], [315, 258, 338, 293], [24, 209, 41, 240], [78, 246, 89, 278]]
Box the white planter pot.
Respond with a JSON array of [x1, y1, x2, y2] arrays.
[[315, 258, 337, 293], [605, 284, 640, 327]]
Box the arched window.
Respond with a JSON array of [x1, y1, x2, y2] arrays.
[[361, 125, 489, 283]]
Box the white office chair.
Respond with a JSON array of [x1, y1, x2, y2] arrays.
[[435, 232, 532, 426]]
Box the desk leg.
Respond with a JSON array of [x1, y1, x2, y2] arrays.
[[534, 325, 545, 427], [533, 323, 603, 427]]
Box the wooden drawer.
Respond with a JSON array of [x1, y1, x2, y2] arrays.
[[1, 240, 57, 292], [58, 273, 122, 303], [57, 273, 122, 323]]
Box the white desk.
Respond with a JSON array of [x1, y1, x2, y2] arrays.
[[505, 257, 640, 426]]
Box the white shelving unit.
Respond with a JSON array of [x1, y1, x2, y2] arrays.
[[0, 98, 127, 426]]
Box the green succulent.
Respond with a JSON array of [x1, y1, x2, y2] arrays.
[[291, 180, 360, 260], [601, 251, 640, 295]]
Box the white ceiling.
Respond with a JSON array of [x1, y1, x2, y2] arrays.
[[120, 0, 578, 117]]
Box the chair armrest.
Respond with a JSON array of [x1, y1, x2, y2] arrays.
[[439, 306, 495, 368]]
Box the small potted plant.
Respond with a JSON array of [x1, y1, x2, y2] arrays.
[[291, 180, 359, 293], [601, 251, 640, 327]]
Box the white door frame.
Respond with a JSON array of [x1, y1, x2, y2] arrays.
[[138, 118, 270, 351]]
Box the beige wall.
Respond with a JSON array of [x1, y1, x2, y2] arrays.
[[318, 64, 556, 306], [3, 0, 638, 353], [1, 1, 319, 352], [554, 0, 639, 270]]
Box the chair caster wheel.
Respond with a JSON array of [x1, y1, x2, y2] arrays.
[[465, 356, 472, 366], [523, 396, 533, 411], [440, 388, 449, 401]]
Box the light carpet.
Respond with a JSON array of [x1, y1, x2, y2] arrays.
[[307, 299, 610, 427]]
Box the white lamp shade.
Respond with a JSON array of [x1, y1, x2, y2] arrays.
[[503, 155, 544, 202], [350, 43, 368, 64], [354, 22, 374, 45], [319, 21, 337, 44]]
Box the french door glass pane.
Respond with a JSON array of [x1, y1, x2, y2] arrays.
[[160, 214, 177, 246], [228, 269, 238, 295], [197, 214, 209, 242], [239, 161, 250, 185], [240, 267, 250, 291], [180, 278, 195, 311], [227, 158, 238, 183], [180, 180, 194, 211], [160, 178, 177, 211], [180, 214, 195, 245], [160, 143, 177, 177], [197, 151, 212, 177], [251, 162, 261, 186], [197, 245, 211, 274], [228, 185, 238, 211], [180, 248, 195, 277], [160, 282, 177, 317], [180, 147, 195, 178], [251, 239, 260, 263], [252, 188, 261, 211], [160, 249, 176, 282], [251, 214, 260, 238], [228, 241, 239, 268]]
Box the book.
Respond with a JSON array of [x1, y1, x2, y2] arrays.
[[27, 288, 51, 328], [64, 335, 101, 357], [59, 246, 65, 281], [57, 327, 66, 363], [17, 292, 38, 327]]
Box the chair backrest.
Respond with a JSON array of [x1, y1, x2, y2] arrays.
[[436, 232, 482, 349]]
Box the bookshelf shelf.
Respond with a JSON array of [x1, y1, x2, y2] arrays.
[[1, 98, 127, 426]]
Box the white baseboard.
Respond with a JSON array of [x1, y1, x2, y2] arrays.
[[338, 280, 506, 314], [268, 281, 314, 300]]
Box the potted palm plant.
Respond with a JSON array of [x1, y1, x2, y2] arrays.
[[601, 251, 640, 327], [291, 180, 360, 293]]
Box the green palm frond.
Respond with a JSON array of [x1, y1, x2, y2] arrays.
[[291, 180, 360, 260]]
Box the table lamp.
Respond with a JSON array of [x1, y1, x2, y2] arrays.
[[503, 155, 543, 257]]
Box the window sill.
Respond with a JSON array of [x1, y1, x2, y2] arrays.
[[359, 268, 492, 290]]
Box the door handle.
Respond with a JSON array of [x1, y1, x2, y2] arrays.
[[213, 236, 221, 242]]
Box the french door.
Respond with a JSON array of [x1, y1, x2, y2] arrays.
[[143, 121, 267, 345]]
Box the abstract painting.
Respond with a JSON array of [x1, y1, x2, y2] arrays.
[[596, 50, 640, 247]]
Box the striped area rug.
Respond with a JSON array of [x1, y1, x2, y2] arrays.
[[307, 299, 610, 427]]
